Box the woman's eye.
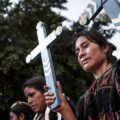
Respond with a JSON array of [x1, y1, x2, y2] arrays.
[[75, 51, 79, 56], [83, 43, 88, 48]]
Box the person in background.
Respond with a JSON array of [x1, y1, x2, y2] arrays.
[[22, 75, 75, 120], [9, 101, 34, 120], [44, 29, 120, 120]]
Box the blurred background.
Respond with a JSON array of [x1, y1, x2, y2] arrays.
[[0, 0, 120, 119]]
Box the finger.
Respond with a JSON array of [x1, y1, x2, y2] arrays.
[[44, 91, 54, 96], [44, 92, 56, 106], [44, 85, 48, 92], [45, 99, 55, 106], [57, 81, 63, 94]]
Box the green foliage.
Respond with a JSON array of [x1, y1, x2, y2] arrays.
[[0, 0, 116, 118], [0, 0, 68, 114]]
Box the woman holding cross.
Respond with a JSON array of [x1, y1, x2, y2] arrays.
[[44, 29, 120, 120]]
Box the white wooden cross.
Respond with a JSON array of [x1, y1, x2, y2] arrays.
[[26, 21, 62, 109]]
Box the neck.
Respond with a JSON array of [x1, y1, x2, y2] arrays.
[[93, 61, 112, 79]]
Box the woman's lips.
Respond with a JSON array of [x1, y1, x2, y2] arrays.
[[82, 58, 90, 65]]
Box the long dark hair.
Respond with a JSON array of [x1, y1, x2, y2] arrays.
[[74, 29, 117, 63], [22, 75, 46, 93]]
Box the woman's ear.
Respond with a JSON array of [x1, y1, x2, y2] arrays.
[[102, 44, 109, 53], [19, 113, 25, 120]]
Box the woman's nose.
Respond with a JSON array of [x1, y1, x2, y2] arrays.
[[78, 49, 85, 59], [28, 97, 32, 104]]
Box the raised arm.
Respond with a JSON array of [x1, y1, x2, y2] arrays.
[[44, 81, 77, 120]]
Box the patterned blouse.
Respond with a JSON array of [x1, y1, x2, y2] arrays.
[[76, 60, 120, 120]]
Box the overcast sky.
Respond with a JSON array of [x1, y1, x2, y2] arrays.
[[10, 0, 120, 59], [61, 0, 91, 21]]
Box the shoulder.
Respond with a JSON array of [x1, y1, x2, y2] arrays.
[[112, 60, 120, 94], [117, 59, 120, 71], [45, 107, 63, 120], [114, 59, 120, 71], [33, 113, 43, 120], [111, 59, 120, 81]]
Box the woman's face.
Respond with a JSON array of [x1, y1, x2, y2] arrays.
[[9, 112, 19, 120], [24, 87, 46, 113], [75, 36, 108, 73]]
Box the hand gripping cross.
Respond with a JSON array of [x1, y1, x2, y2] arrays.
[[26, 21, 62, 109]]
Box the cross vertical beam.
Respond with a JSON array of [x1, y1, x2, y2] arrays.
[[26, 21, 62, 109]]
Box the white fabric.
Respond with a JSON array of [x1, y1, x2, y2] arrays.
[[33, 107, 62, 120], [45, 107, 62, 120]]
